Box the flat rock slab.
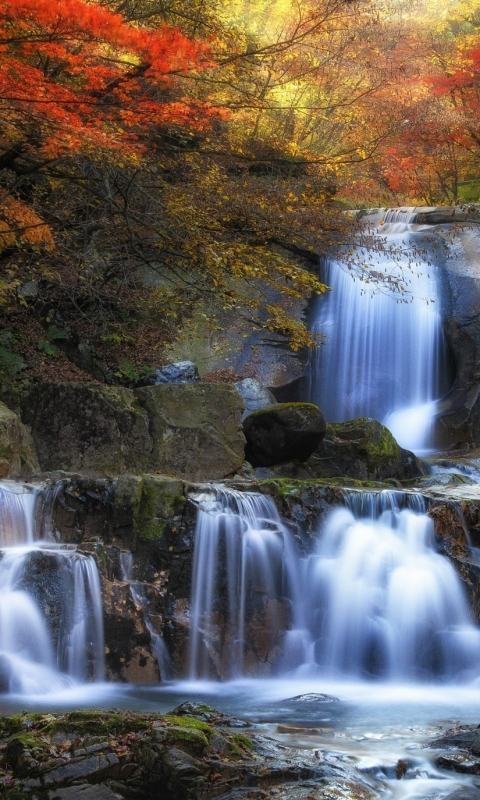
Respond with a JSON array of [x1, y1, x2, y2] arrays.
[[49, 784, 123, 800]]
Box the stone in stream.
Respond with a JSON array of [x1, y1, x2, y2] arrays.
[[243, 402, 326, 466]]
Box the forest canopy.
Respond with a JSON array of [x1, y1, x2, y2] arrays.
[[0, 0, 478, 384]]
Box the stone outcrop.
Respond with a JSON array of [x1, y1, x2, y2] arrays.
[[431, 224, 480, 448], [22, 383, 152, 474], [0, 706, 384, 800], [307, 418, 424, 481], [243, 402, 326, 467], [135, 383, 245, 481], [22, 381, 245, 480], [234, 377, 277, 420], [0, 400, 39, 478]]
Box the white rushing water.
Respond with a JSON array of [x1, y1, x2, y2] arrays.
[[308, 209, 448, 453], [0, 481, 104, 693], [188, 487, 480, 684]]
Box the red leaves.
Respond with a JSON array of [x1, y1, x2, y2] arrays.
[[0, 0, 217, 161]]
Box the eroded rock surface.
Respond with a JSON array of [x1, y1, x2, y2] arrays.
[[0, 708, 383, 800], [0, 400, 39, 478]]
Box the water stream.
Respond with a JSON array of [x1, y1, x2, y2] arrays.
[[307, 209, 449, 453], [0, 480, 104, 693]]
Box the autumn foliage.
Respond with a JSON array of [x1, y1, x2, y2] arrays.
[[0, 0, 215, 160]]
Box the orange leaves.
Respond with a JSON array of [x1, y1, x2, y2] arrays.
[[0, 0, 217, 163], [0, 196, 54, 252]]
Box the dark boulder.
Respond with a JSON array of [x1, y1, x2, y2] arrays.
[[243, 403, 326, 467]]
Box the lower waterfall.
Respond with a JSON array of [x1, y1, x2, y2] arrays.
[[189, 488, 480, 683], [0, 481, 104, 694]]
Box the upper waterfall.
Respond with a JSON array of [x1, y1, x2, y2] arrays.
[[307, 210, 449, 453]]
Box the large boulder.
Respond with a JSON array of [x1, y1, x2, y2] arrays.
[[234, 378, 277, 420], [243, 402, 326, 467], [22, 383, 152, 474], [0, 401, 39, 478], [135, 383, 245, 481], [307, 417, 424, 481]]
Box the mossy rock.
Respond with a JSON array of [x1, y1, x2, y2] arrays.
[[134, 474, 186, 544], [307, 417, 424, 482], [135, 383, 246, 481], [22, 382, 152, 474], [243, 402, 326, 467], [0, 401, 39, 478]]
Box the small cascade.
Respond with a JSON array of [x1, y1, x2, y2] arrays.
[[0, 480, 104, 693], [188, 488, 301, 679], [120, 551, 173, 681], [286, 490, 480, 681], [189, 487, 480, 684], [308, 210, 449, 452]]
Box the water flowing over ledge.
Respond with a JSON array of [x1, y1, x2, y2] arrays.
[[188, 486, 480, 684], [308, 209, 450, 453], [0, 481, 104, 694]]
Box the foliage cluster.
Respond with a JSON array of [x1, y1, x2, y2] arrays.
[[0, 0, 477, 383]]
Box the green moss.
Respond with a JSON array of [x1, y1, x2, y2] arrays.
[[230, 733, 253, 750], [133, 475, 185, 546], [247, 402, 320, 419], [164, 726, 209, 748], [164, 715, 213, 736], [43, 711, 149, 737], [256, 477, 395, 496]]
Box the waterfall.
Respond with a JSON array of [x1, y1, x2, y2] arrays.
[[189, 487, 480, 683], [288, 491, 480, 682], [188, 488, 301, 679], [120, 551, 173, 681], [308, 210, 449, 452], [0, 480, 104, 693]]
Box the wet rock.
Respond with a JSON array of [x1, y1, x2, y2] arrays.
[[285, 693, 339, 704], [102, 579, 160, 683], [436, 753, 480, 774], [234, 378, 277, 420], [0, 709, 385, 800], [135, 383, 245, 481], [443, 789, 480, 800], [243, 403, 326, 467], [48, 785, 123, 800], [0, 653, 12, 692], [307, 417, 424, 481], [22, 383, 152, 475], [135, 360, 200, 387], [40, 751, 120, 786], [0, 400, 39, 478]]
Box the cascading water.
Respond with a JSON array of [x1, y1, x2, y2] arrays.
[[286, 491, 480, 682], [307, 208, 449, 453], [188, 488, 301, 679], [0, 480, 104, 693], [189, 487, 480, 683]]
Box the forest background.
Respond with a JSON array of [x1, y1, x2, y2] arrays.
[[0, 0, 479, 385]]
